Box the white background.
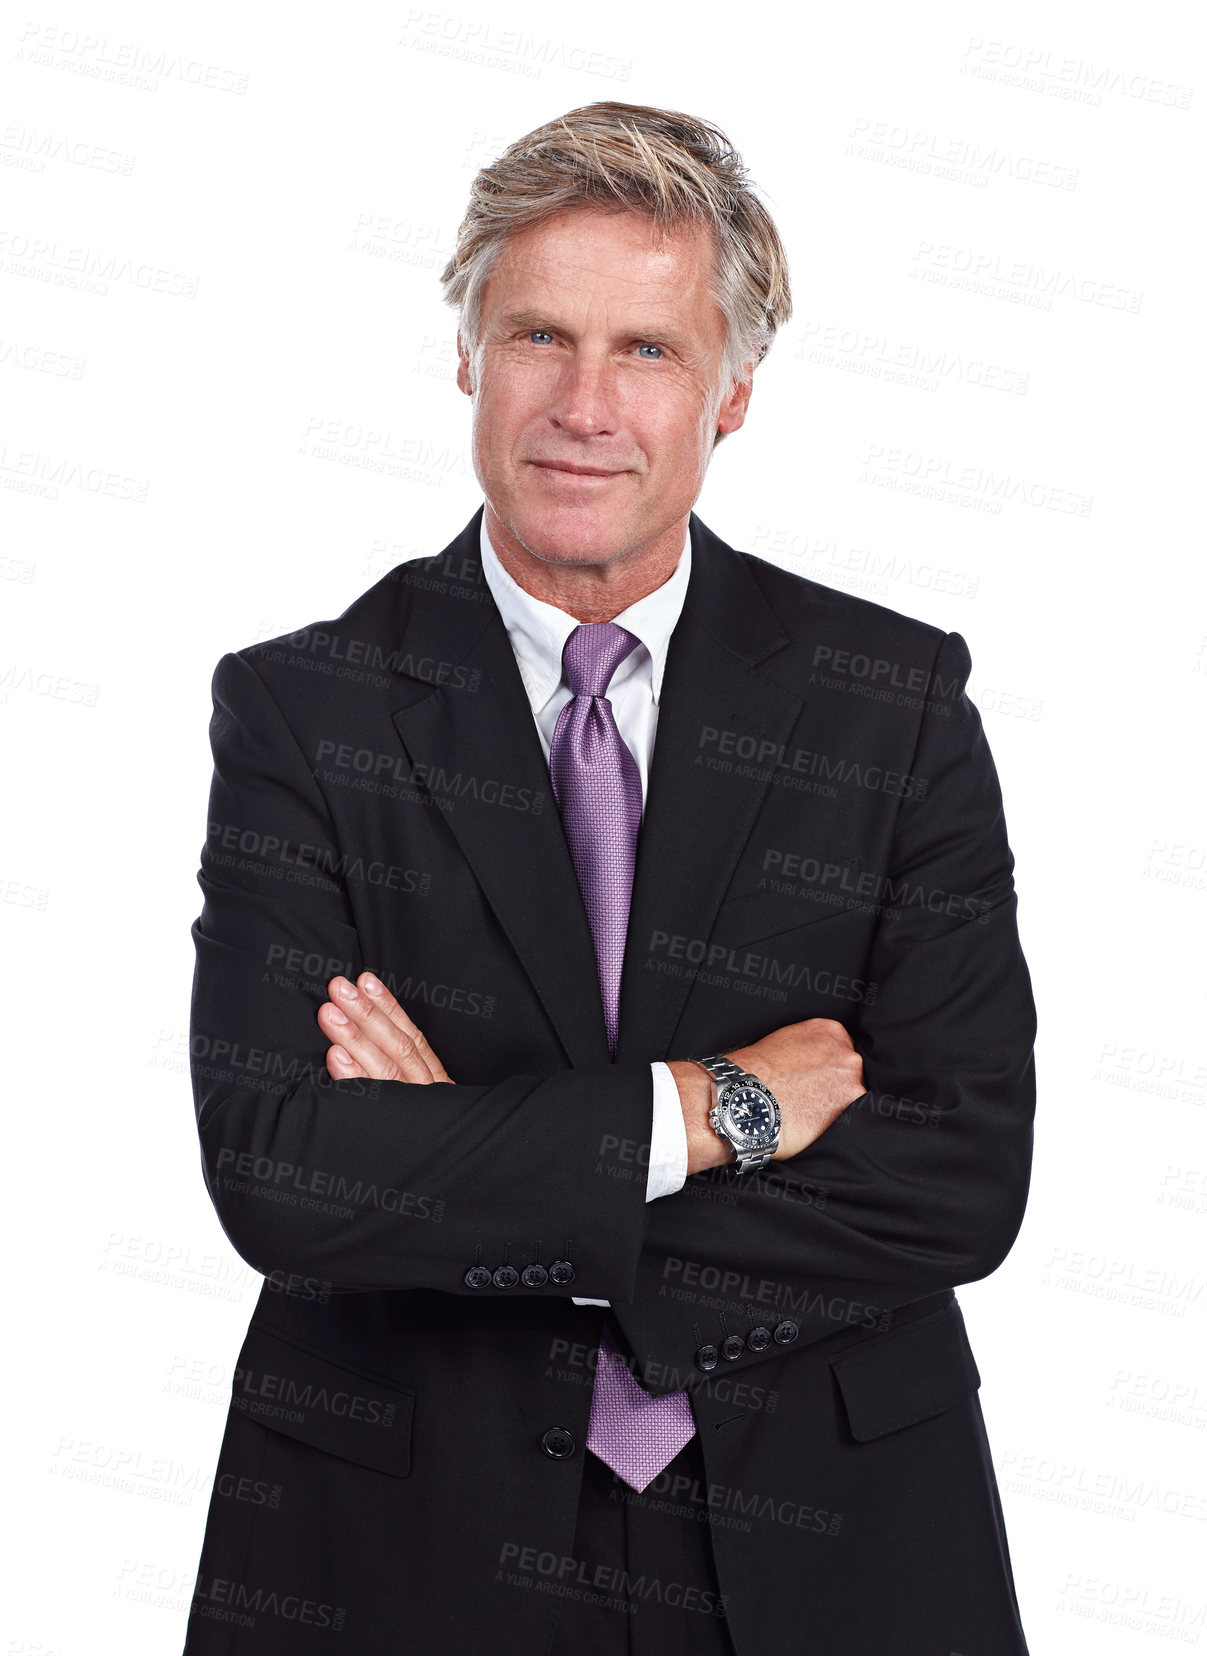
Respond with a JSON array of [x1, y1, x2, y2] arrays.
[[2, 2, 1205, 1650]]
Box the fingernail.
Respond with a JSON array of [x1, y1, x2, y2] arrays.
[[328, 1006, 348, 1024], [336, 980, 357, 1000], [332, 1047, 352, 1064], [362, 973, 382, 995]]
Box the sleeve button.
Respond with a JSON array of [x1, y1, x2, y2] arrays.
[[549, 1260, 576, 1286], [464, 1265, 492, 1289], [773, 1319, 799, 1345], [521, 1263, 549, 1287], [746, 1326, 772, 1352], [540, 1427, 576, 1459], [721, 1335, 746, 1361], [695, 1343, 719, 1372], [492, 1265, 520, 1289]]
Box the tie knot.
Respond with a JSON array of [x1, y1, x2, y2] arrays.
[[562, 622, 640, 699]]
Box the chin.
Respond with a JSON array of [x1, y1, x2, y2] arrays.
[[509, 502, 627, 566]]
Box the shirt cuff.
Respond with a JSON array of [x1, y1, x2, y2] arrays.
[[645, 1060, 690, 1202]]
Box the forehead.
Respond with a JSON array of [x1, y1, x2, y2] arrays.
[[483, 207, 720, 327]]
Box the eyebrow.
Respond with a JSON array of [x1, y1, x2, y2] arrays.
[[495, 309, 692, 350]]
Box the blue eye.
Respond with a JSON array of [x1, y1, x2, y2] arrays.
[[637, 343, 663, 358], [529, 330, 553, 344]]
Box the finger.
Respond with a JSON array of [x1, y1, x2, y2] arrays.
[[323, 979, 437, 1083], [317, 1000, 401, 1082], [325, 1042, 369, 1081], [357, 972, 455, 1084], [332, 977, 438, 1079], [318, 999, 416, 1082]]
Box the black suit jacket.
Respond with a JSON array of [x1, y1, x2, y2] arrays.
[[183, 507, 1035, 1655]]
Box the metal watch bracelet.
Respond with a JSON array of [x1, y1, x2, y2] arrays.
[[689, 1054, 777, 1174]]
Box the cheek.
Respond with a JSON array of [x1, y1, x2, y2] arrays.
[[476, 371, 553, 452], [651, 371, 714, 426], [637, 391, 716, 463], [472, 395, 519, 464]]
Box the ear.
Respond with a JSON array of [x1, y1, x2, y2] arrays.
[[455, 330, 474, 397], [717, 363, 755, 437]]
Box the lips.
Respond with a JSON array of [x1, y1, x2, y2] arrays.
[[530, 461, 625, 478]]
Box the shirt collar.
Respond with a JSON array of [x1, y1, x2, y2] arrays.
[[478, 512, 692, 709]]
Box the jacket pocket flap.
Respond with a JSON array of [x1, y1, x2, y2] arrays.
[[710, 885, 869, 951], [231, 1322, 414, 1477], [829, 1303, 980, 1443]]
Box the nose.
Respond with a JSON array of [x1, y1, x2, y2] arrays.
[[547, 350, 618, 439]]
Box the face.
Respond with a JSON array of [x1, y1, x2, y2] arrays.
[[457, 206, 752, 571]]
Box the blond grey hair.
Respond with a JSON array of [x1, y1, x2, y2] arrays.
[[440, 101, 792, 407]]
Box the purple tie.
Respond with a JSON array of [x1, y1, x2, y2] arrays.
[[549, 622, 643, 1057], [548, 621, 696, 1492]]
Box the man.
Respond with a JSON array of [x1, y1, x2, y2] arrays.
[[184, 102, 1035, 1654]]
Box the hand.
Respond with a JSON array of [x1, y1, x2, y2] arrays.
[[318, 973, 454, 1085], [733, 1019, 865, 1161], [668, 1018, 865, 1174]]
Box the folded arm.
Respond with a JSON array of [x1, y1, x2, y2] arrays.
[[190, 649, 657, 1300], [612, 630, 1037, 1378]]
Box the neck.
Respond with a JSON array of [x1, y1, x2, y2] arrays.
[[483, 503, 686, 623]]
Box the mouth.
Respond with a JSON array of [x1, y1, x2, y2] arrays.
[[529, 461, 628, 480]]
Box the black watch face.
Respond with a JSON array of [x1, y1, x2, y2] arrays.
[[724, 1086, 776, 1145]]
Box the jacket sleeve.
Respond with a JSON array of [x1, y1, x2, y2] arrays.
[[617, 630, 1036, 1374], [189, 649, 654, 1299]]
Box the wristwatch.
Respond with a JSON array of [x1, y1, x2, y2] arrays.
[[689, 1053, 781, 1174]]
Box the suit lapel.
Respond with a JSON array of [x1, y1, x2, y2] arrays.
[[390, 512, 611, 1068], [616, 514, 802, 1061], [387, 509, 802, 1069]]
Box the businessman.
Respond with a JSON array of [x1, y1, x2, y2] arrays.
[[184, 102, 1036, 1654]]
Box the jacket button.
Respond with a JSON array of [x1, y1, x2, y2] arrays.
[[721, 1335, 746, 1361], [549, 1260, 576, 1286], [746, 1326, 772, 1352], [521, 1263, 548, 1287], [695, 1343, 719, 1372], [773, 1319, 799, 1345], [541, 1427, 576, 1460], [464, 1265, 492, 1289], [492, 1265, 520, 1289]]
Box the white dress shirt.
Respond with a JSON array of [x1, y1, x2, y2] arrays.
[[477, 513, 692, 1305]]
